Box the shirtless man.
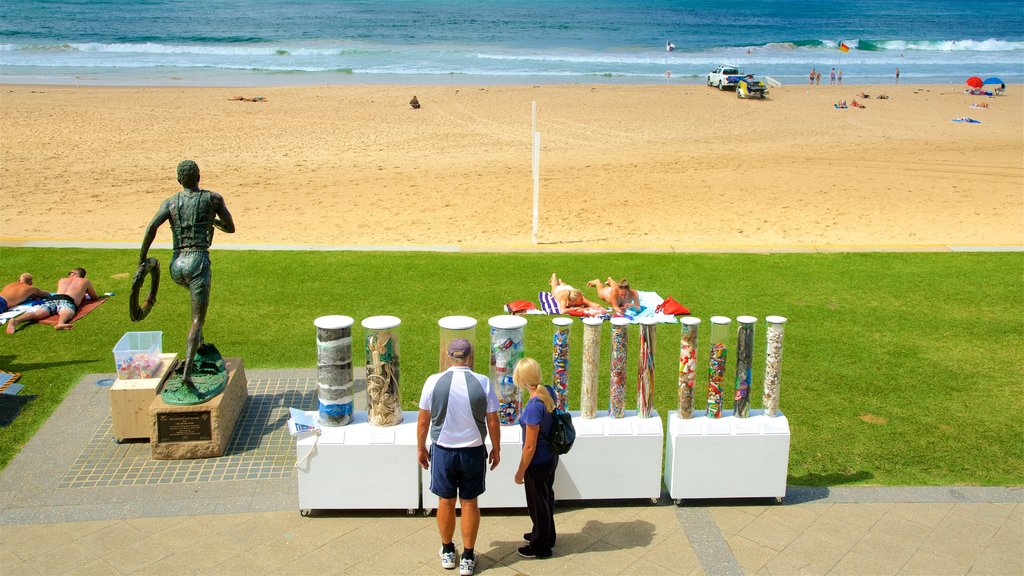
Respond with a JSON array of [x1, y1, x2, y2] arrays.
[[549, 273, 603, 314], [6, 268, 97, 333], [587, 277, 641, 315], [1, 273, 48, 314]]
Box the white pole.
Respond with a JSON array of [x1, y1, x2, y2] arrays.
[[532, 131, 540, 244], [532, 101, 537, 135]]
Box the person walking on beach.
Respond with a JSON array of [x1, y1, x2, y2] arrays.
[[6, 268, 97, 333], [838, 69, 843, 84], [816, 70, 822, 85], [512, 357, 559, 560], [138, 160, 235, 394], [830, 68, 836, 85], [0, 273, 47, 314], [809, 68, 816, 85], [418, 338, 501, 576], [896, 66, 900, 83]]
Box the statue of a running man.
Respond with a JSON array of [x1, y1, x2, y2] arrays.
[[139, 160, 235, 403]]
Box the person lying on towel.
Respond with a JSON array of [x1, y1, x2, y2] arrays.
[[549, 273, 604, 314], [6, 268, 97, 333], [587, 277, 641, 315]]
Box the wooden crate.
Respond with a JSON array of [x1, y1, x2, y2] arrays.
[[109, 353, 178, 441]]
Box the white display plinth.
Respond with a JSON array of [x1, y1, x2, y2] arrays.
[[664, 410, 790, 502], [421, 410, 664, 512], [555, 410, 664, 502], [421, 425, 525, 510], [296, 410, 419, 513]]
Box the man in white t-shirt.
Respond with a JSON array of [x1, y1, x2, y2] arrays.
[[418, 339, 500, 576]]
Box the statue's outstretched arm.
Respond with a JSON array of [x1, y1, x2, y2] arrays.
[[140, 201, 171, 263]]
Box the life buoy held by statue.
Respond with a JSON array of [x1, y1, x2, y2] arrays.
[[130, 257, 160, 322]]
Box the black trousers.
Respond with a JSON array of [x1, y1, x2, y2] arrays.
[[524, 456, 558, 555]]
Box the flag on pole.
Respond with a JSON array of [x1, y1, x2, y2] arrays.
[[666, 41, 676, 52], [839, 42, 850, 53]]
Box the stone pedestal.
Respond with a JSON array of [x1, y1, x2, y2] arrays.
[[149, 358, 248, 460]]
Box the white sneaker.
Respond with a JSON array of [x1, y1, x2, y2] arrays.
[[439, 546, 457, 570], [459, 555, 476, 576]]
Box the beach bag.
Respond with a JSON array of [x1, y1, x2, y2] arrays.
[[546, 408, 576, 455], [656, 296, 690, 315], [504, 300, 537, 314]]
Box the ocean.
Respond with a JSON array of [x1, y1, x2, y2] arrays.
[[2, 0, 1022, 86]]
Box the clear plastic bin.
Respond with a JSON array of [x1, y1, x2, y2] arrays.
[[113, 331, 163, 379]]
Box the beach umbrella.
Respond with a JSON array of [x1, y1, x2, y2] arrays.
[[983, 77, 1004, 86], [966, 76, 983, 88]]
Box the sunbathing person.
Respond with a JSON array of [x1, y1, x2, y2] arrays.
[[587, 277, 641, 314], [549, 273, 603, 314], [6, 268, 97, 333], [1, 273, 48, 314]]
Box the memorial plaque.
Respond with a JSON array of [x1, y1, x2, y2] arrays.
[[157, 411, 213, 442]]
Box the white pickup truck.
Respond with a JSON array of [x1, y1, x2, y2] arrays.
[[707, 66, 743, 90]]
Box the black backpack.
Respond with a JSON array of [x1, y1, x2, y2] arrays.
[[546, 408, 576, 455]]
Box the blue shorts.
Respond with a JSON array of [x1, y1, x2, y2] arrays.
[[430, 444, 487, 500]]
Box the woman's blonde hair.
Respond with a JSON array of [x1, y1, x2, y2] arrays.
[[512, 357, 554, 413]]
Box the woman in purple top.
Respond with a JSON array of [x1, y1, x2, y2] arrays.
[[512, 357, 557, 559]]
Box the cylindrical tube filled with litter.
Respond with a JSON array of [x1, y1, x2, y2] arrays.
[[734, 316, 757, 418], [315, 315, 355, 427], [552, 317, 572, 411], [489, 315, 527, 425], [362, 315, 404, 427], [707, 316, 731, 419], [609, 317, 630, 419], [439, 316, 477, 371], [762, 316, 788, 417], [636, 318, 657, 418], [580, 317, 602, 419], [677, 316, 700, 419]]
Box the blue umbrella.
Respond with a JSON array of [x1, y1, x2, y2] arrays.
[[983, 77, 1004, 85]]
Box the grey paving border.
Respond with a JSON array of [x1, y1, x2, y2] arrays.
[[675, 507, 744, 576], [783, 485, 1024, 504]]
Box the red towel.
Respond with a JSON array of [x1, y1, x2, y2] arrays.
[[38, 298, 107, 326]]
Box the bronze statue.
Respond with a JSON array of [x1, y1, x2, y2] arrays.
[[139, 160, 235, 403]]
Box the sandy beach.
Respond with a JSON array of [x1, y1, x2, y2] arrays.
[[1, 83, 1021, 249]]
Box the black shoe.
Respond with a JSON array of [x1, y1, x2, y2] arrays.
[[523, 532, 531, 542], [517, 545, 551, 559]]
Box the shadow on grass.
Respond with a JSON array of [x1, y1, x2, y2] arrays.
[[788, 470, 875, 486], [0, 355, 101, 373]]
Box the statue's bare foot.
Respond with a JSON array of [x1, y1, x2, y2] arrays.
[[55, 324, 74, 330]]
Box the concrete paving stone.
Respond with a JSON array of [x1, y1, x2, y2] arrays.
[[244, 537, 320, 574], [211, 495, 262, 515], [850, 532, 919, 568], [65, 558, 124, 576], [125, 554, 203, 576], [897, 548, 971, 576], [100, 537, 174, 574], [211, 551, 281, 576], [828, 549, 901, 576], [759, 502, 831, 532], [737, 515, 801, 552], [246, 493, 299, 513], [502, 554, 581, 576], [967, 549, 1024, 576], [759, 553, 820, 576], [867, 509, 936, 548], [165, 532, 252, 570], [0, 522, 82, 561], [73, 521, 148, 557], [621, 557, 688, 576], [888, 502, 953, 527], [279, 514, 378, 548], [918, 514, 998, 564], [572, 539, 651, 574], [799, 513, 869, 550], [122, 515, 187, 534], [23, 541, 99, 575], [598, 517, 661, 549], [948, 502, 1016, 529], [707, 507, 758, 538], [774, 531, 848, 573], [0, 558, 42, 575], [635, 531, 700, 573], [725, 534, 778, 574], [265, 543, 359, 576], [819, 502, 889, 530], [347, 547, 429, 575]]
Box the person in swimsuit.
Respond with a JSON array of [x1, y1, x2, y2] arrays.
[[587, 277, 641, 315], [139, 160, 235, 394], [0, 273, 48, 315], [549, 273, 603, 314], [6, 268, 97, 333]]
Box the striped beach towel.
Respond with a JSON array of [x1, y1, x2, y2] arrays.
[[538, 292, 561, 314]]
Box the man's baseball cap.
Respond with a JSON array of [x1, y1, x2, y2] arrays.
[[447, 338, 473, 360]]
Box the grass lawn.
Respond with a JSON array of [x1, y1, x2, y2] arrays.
[[1, 247, 1022, 486]]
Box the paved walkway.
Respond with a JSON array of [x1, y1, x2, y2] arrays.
[[1, 369, 1021, 575]]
